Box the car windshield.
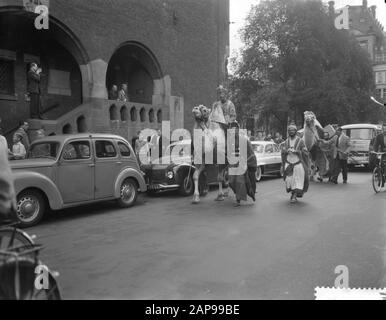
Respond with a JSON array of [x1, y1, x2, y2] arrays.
[[28, 142, 60, 159], [344, 129, 373, 140], [252, 144, 264, 153]]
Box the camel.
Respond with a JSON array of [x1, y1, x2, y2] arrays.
[[303, 111, 330, 180], [191, 105, 228, 204]]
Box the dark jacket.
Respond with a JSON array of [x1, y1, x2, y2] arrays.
[[27, 70, 41, 94], [373, 133, 386, 152]]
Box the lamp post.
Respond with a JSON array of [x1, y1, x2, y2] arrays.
[[370, 96, 386, 107]]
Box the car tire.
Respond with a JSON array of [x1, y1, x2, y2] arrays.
[[255, 166, 262, 182], [179, 174, 194, 196], [16, 189, 46, 228], [117, 179, 138, 208]]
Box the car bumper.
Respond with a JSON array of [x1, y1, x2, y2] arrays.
[[148, 184, 180, 191], [348, 156, 369, 165]]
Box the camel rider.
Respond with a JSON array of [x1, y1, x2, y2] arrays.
[[210, 85, 236, 130]]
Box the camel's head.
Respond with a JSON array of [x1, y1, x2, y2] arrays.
[[304, 111, 316, 127], [192, 105, 211, 121]]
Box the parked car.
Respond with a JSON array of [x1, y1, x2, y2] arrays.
[[10, 134, 147, 227], [141, 140, 228, 196], [341, 124, 381, 169], [252, 141, 283, 181]]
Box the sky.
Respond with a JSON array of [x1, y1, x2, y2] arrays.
[[230, 0, 386, 54]]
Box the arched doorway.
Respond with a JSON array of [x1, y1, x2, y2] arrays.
[[106, 42, 163, 104], [0, 7, 90, 134]]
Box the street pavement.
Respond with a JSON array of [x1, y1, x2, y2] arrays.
[[29, 170, 386, 300]]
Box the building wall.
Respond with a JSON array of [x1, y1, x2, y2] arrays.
[[0, 0, 230, 139]]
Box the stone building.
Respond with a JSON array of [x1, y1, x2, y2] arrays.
[[330, 0, 386, 106], [0, 0, 230, 142]]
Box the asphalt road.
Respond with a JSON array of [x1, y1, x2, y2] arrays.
[[29, 170, 386, 300]]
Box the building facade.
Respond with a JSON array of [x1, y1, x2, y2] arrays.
[[332, 0, 386, 106], [0, 0, 230, 142]]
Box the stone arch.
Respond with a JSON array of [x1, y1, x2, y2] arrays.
[[140, 107, 146, 122], [106, 41, 164, 104], [149, 109, 155, 123], [120, 105, 128, 121], [62, 123, 73, 134], [77, 115, 87, 133], [109, 104, 119, 120], [130, 106, 137, 122], [157, 109, 162, 123]]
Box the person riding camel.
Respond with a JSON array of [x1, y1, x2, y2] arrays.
[[210, 85, 236, 130]]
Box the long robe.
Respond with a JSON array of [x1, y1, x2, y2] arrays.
[[281, 137, 309, 197], [229, 134, 257, 201]]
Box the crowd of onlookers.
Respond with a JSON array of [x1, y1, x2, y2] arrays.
[[108, 83, 129, 101], [0, 118, 46, 160], [247, 130, 285, 145]]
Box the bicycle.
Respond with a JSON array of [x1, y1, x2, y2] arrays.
[[371, 152, 386, 193], [0, 217, 61, 300]]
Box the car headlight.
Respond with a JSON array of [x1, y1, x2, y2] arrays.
[[167, 171, 174, 179]]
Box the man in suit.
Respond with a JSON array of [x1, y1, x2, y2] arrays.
[[373, 125, 386, 153], [330, 127, 351, 184], [27, 62, 44, 119]]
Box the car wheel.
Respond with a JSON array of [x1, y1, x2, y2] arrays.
[[16, 190, 46, 228], [117, 179, 138, 208], [255, 166, 262, 182], [179, 174, 194, 196]]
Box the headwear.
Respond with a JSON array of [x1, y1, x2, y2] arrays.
[[288, 123, 297, 131], [216, 85, 228, 94]]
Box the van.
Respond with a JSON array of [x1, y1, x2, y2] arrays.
[[341, 124, 381, 168]]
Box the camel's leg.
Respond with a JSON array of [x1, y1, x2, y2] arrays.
[[215, 166, 225, 201], [192, 165, 202, 204]]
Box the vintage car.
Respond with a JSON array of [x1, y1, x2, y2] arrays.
[[252, 141, 283, 181], [11, 134, 147, 227], [141, 140, 228, 196]]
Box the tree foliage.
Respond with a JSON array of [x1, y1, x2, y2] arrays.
[[231, 0, 380, 130]]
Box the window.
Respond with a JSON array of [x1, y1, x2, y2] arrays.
[[0, 59, 15, 95], [343, 129, 373, 140], [118, 141, 131, 157], [375, 71, 386, 85], [29, 142, 60, 159], [95, 140, 117, 158], [130, 107, 137, 122], [149, 109, 155, 123], [252, 144, 264, 153], [265, 144, 274, 153], [62, 141, 91, 160]]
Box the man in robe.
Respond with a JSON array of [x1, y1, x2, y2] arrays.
[[210, 85, 236, 130], [281, 124, 310, 203]]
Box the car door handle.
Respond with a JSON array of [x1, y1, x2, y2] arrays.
[[89, 164, 95, 167]]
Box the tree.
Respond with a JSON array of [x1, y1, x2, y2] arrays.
[[231, 0, 378, 132]]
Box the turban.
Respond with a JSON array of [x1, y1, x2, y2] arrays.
[[216, 85, 228, 94], [287, 124, 297, 131]]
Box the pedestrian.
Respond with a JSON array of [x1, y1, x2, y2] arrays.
[[228, 121, 257, 207], [27, 62, 45, 119], [330, 127, 351, 184], [264, 134, 273, 142], [373, 124, 386, 153], [12, 133, 26, 160], [318, 131, 335, 182], [0, 136, 16, 220], [281, 124, 310, 203], [13, 121, 30, 151], [108, 84, 119, 100], [118, 83, 128, 102], [274, 132, 284, 145]]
